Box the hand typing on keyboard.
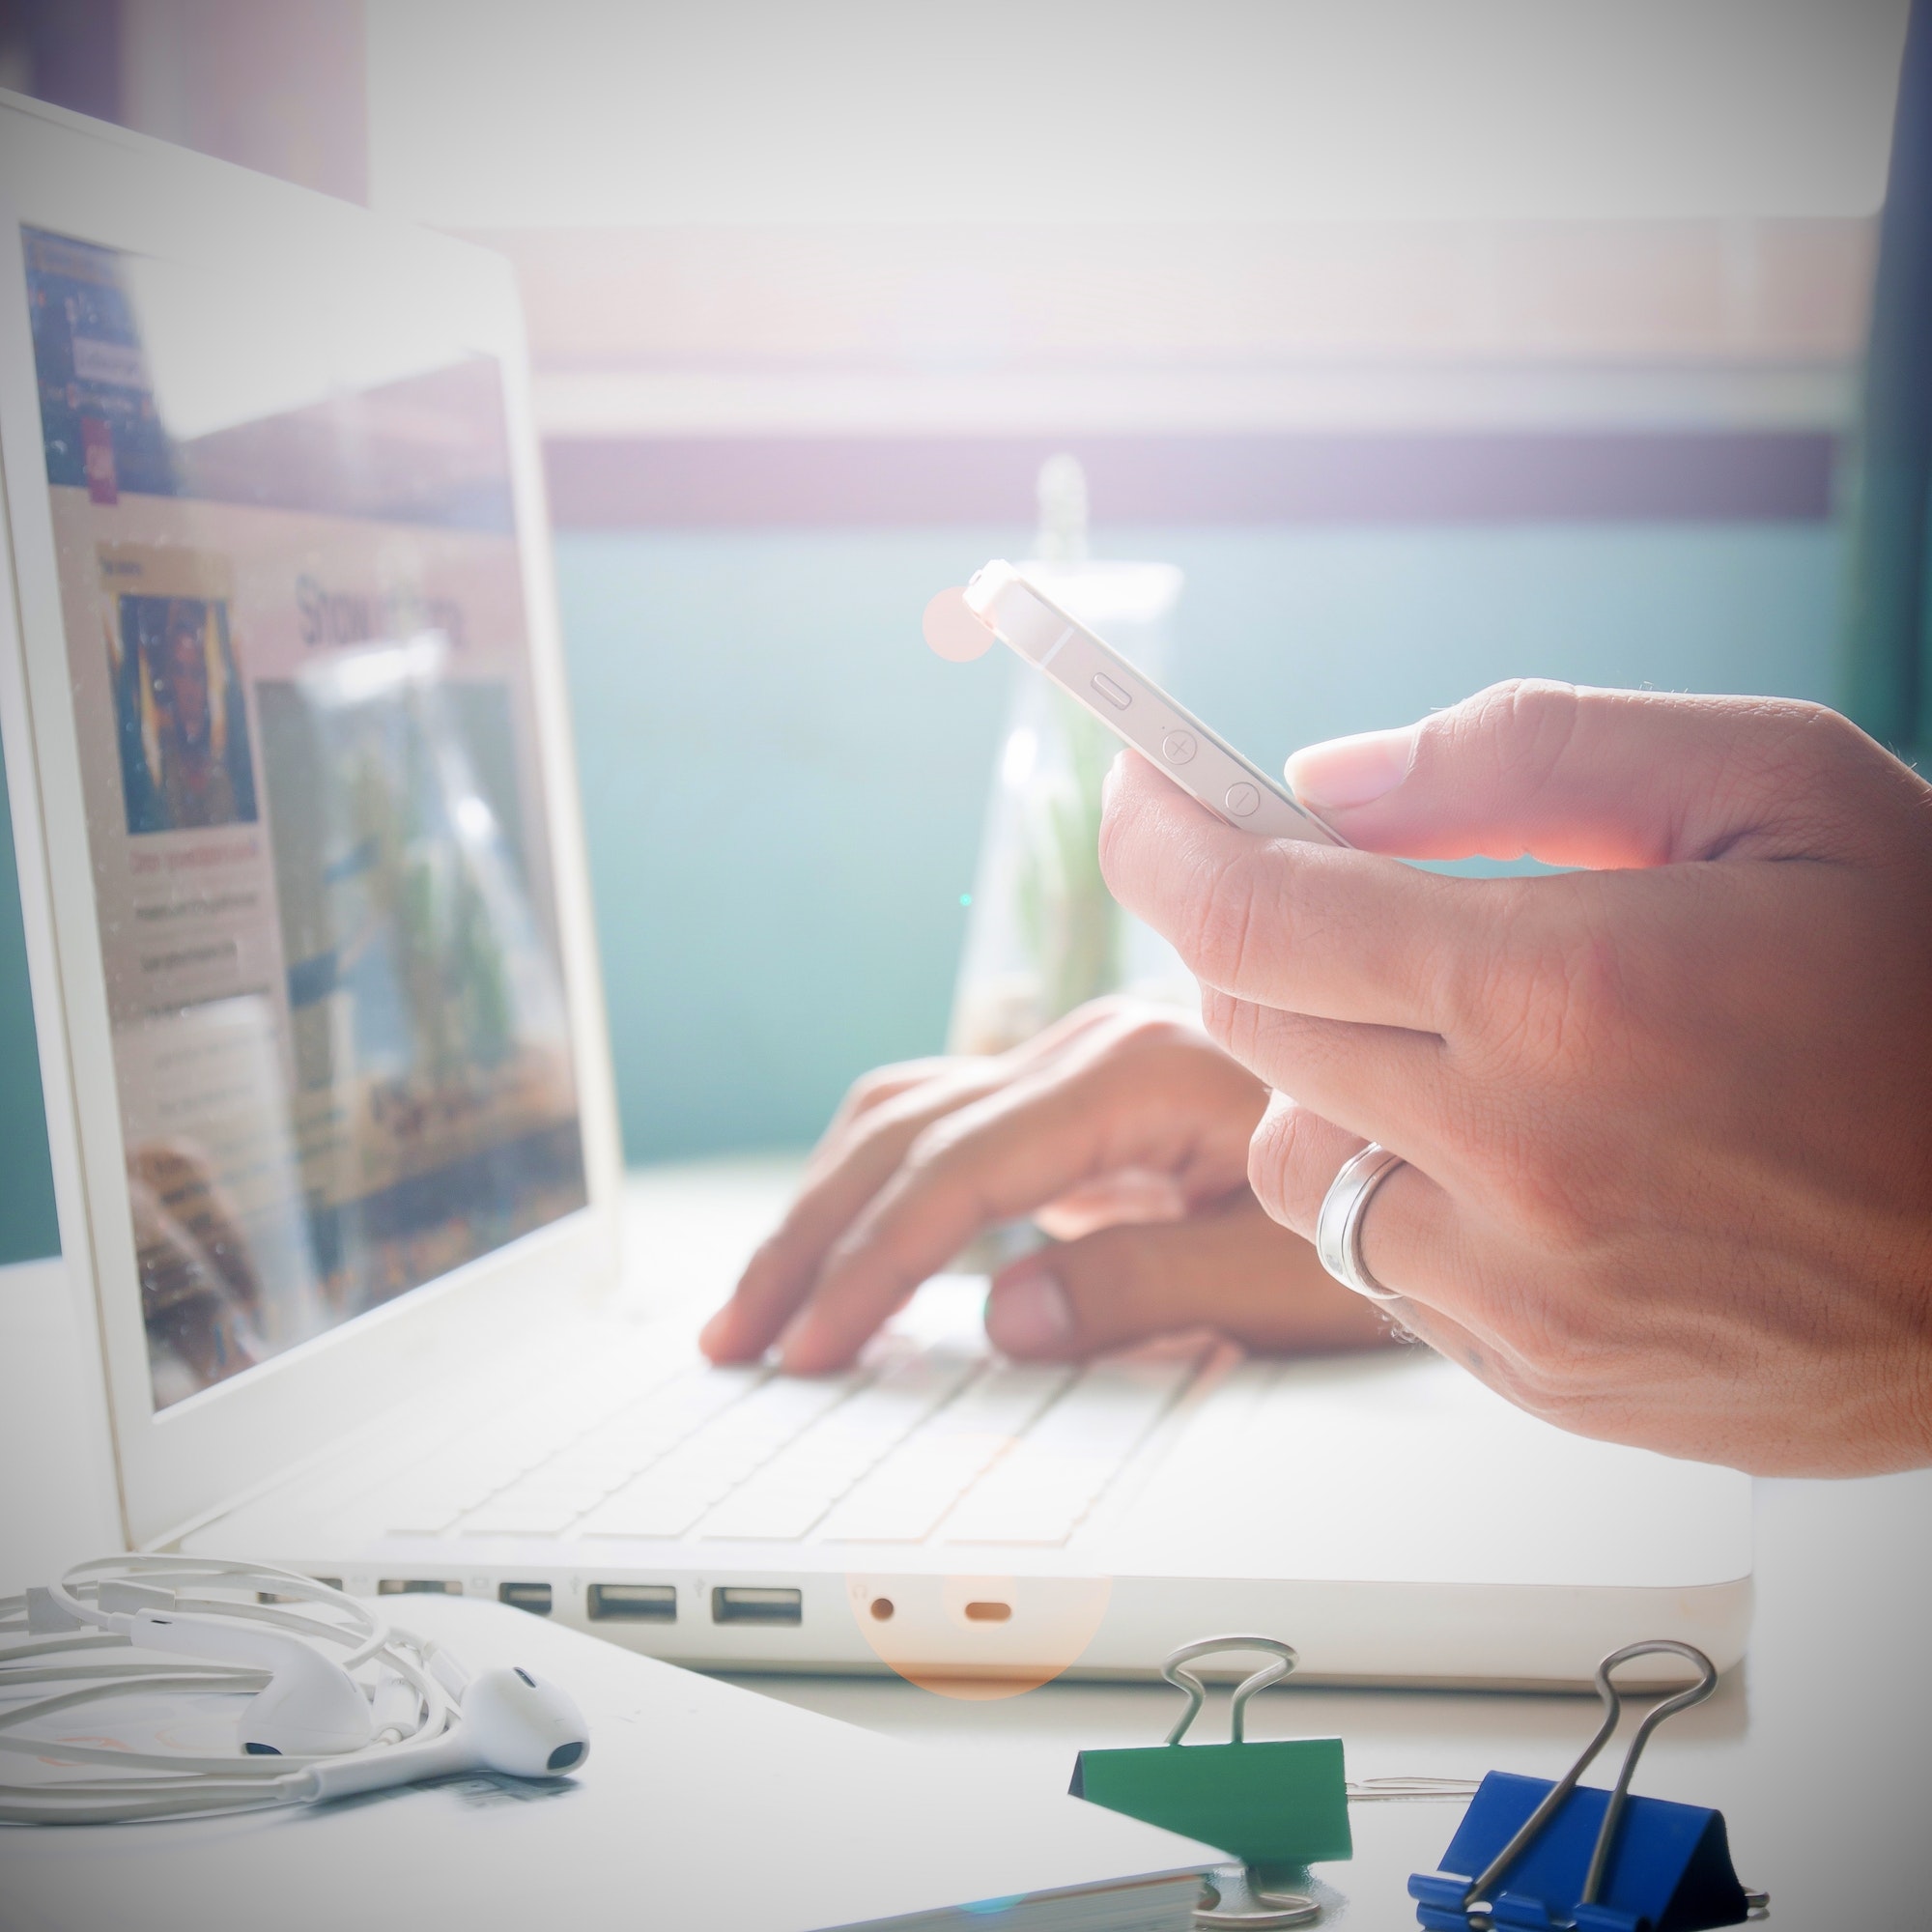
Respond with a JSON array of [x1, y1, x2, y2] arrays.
[[700, 998, 1390, 1375]]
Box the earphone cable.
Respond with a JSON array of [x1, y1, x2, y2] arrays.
[[0, 1559, 456, 1823]]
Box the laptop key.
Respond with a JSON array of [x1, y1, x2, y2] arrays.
[[384, 1499, 467, 1537], [577, 1488, 715, 1539], [933, 1362, 1073, 1436], [934, 1351, 1205, 1544], [460, 1473, 616, 1535], [674, 1354, 980, 1540], [382, 1465, 515, 1532], [462, 1495, 584, 1537], [816, 1433, 1014, 1542], [942, 1506, 1082, 1547], [696, 1492, 837, 1542]]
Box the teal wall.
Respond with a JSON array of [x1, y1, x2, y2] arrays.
[[556, 530, 1027, 1163], [0, 518, 1849, 1248], [0, 726, 60, 1264]]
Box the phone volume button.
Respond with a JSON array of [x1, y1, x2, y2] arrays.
[[1224, 783, 1261, 817], [1161, 730, 1197, 765]]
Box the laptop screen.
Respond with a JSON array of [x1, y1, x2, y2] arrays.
[[24, 226, 587, 1411]]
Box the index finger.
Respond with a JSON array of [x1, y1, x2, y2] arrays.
[[701, 1061, 1006, 1362], [1098, 751, 1491, 1034], [774, 1038, 1256, 1373]]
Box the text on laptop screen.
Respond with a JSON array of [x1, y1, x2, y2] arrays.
[[24, 227, 587, 1410]]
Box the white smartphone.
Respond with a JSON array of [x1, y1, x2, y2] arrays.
[[960, 560, 1347, 847]]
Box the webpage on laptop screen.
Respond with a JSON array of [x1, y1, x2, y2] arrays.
[[22, 227, 587, 1409]]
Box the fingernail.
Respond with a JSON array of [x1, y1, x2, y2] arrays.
[[1286, 724, 1417, 810], [985, 1259, 1075, 1354]]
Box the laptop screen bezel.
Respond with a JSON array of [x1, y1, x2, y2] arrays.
[[0, 93, 625, 1548]]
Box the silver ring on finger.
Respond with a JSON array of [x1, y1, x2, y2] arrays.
[[1315, 1142, 1407, 1303]]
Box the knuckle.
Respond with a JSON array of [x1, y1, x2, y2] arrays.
[[843, 1063, 920, 1115], [1247, 1099, 1287, 1164], [1065, 994, 1188, 1060], [1200, 988, 1267, 1070], [902, 1115, 970, 1176], [836, 1091, 940, 1172], [845, 1099, 914, 1155], [1105, 1008, 1202, 1060], [1490, 1321, 1616, 1424], [897, 1106, 1001, 1208], [1450, 678, 1585, 800], [1176, 847, 1274, 992], [1476, 1353, 1586, 1426], [1197, 985, 1239, 1045], [1245, 1098, 1330, 1229], [1446, 1274, 1619, 1419]]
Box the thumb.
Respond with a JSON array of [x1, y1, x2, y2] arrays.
[[1285, 679, 1869, 869], [983, 1193, 1387, 1360]]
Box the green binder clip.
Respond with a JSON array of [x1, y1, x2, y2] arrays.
[[1069, 1635, 1350, 1926]]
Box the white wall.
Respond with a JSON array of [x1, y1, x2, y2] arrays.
[[368, 0, 1908, 230]]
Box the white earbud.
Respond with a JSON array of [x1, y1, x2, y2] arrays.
[[2, 1560, 596, 1824], [298, 1665, 590, 1803], [128, 1609, 375, 1756]]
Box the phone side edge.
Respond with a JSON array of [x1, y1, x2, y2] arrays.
[[988, 572, 1348, 849]]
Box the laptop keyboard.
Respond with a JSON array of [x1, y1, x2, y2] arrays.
[[378, 1331, 1208, 1549]]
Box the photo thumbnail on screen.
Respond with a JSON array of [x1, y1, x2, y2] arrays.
[[104, 551, 259, 836]]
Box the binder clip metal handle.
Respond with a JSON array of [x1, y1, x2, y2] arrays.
[[1463, 1639, 1719, 1918], [1154, 1638, 1322, 1929], [1161, 1634, 1299, 1747]]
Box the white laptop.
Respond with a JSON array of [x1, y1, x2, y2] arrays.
[[0, 92, 1752, 1691]]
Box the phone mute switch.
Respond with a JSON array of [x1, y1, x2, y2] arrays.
[[1091, 672, 1131, 710]]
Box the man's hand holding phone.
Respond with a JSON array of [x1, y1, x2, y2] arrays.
[[1098, 679, 1932, 1476]]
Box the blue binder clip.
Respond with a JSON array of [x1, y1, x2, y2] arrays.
[[1408, 1640, 1769, 1932]]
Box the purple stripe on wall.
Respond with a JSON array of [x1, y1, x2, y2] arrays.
[[544, 432, 1836, 529]]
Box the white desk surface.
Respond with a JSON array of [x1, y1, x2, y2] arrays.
[[625, 1161, 1932, 1931]]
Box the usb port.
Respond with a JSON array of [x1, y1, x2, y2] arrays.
[[712, 1586, 801, 1626], [255, 1576, 341, 1604], [377, 1579, 461, 1595], [498, 1581, 553, 1616], [587, 1583, 676, 1623]]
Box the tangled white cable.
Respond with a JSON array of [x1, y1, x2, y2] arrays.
[[0, 1555, 589, 1825]]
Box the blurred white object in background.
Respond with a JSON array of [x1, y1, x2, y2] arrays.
[[948, 457, 1192, 1055]]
